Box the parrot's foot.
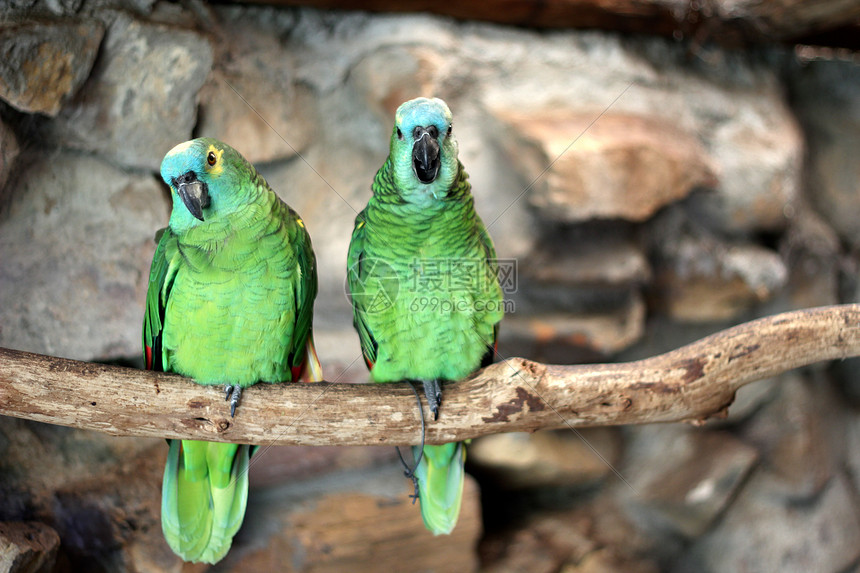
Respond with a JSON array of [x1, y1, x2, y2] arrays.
[[224, 384, 242, 418], [421, 379, 442, 421], [397, 380, 425, 505]]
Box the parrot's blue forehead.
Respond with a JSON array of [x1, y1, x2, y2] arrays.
[[395, 97, 453, 131], [161, 143, 196, 183], [160, 138, 228, 186]]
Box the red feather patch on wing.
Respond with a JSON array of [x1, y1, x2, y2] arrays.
[[291, 362, 304, 383], [145, 346, 153, 371]]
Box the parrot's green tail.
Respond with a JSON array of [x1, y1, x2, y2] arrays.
[[161, 439, 252, 564], [411, 442, 466, 535]]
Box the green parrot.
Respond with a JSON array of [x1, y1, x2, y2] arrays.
[[347, 98, 504, 534], [143, 137, 321, 563]]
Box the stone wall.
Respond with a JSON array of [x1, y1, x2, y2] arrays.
[[1, 1, 859, 571]]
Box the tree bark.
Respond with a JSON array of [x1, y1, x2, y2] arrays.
[[1, 305, 858, 446], [234, 0, 860, 48]]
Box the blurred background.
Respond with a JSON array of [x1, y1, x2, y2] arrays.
[[1, 0, 859, 571]]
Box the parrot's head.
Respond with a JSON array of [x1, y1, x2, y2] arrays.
[[389, 97, 459, 204], [160, 138, 255, 233]]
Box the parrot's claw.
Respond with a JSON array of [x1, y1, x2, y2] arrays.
[[422, 379, 442, 421], [396, 380, 425, 505], [224, 384, 242, 418]]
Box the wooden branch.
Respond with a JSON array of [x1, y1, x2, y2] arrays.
[[1, 305, 858, 446], [237, 0, 860, 49]]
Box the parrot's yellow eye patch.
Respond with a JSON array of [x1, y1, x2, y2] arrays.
[[205, 145, 224, 176]]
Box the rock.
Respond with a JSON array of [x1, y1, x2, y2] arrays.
[[741, 373, 845, 499], [619, 425, 758, 538], [790, 58, 860, 248], [0, 418, 161, 512], [651, 223, 788, 322], [673, 473, 860, 572], [507, 221, 649, 358], [0, 0, 37, 18], [832, 356, 860, 408], [197, 74, 315, 166], [482, 512, 596, 573], [289, 10, 459, 96], [502, 292, 645, 361], [522, 222, 650, 287], [348, 43, 449, 124], [846, 416, 860, 498], [47, 13, 212, 170], [469, 428, 623, 489], [834, 247, 860, 405], [482, 495, 660, 573], [495, 111, 715, 223], [0, 120, 19, 203], [50, 446, 175, 572], [247, 446, 397, 488], [42, 0, 82, 16], [718, 375, 780, 425], [214, 462, 482, 572], [713, 0, 860, 38], [0, 521, 59, 573], [561, 548, 659, 573], [0, 417, 172, 572], [195, 17, 315, 165], [0, 19, 103, 116], [0, 151, 168, 361], [687, 91, 802, 235], [474, 32, 801, 235], [778, 205, 841, 309]]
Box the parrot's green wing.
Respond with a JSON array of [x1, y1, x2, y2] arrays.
[[284, 208, 319, 378], [346, 213, 378, 368], [477, 218, 501, 366], [143, 228, 177, 372]]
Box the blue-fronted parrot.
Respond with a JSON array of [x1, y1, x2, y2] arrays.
[[347, 98, 504, 534], [143, 137, 321, 563]]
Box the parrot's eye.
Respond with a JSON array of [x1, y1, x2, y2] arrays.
[[207, 151, 217, 166], [447, 124, 453, 137], [396, 127, 403, 140]]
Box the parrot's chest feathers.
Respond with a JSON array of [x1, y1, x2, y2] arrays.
[[163, 240, 296, 385], [363, 229, 500, 382]]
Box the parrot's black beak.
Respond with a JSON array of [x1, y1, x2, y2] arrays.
[[412, 126, 440, 184], [174, 171, 210, 221]]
